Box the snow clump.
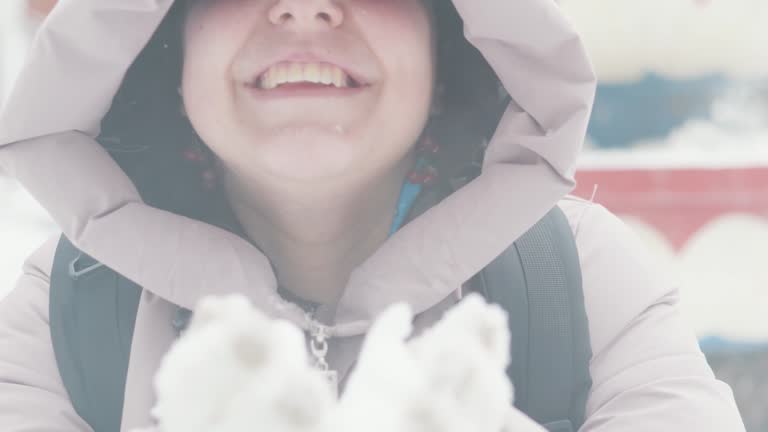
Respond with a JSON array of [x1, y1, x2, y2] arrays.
[[138, 294, 547, 432]]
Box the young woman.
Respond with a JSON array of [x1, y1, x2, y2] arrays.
[[0, 1, 744, 431]]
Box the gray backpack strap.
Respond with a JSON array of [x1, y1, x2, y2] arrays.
[[50, 235, 141, 432], [48, 203, 591, 432], [480, 206, 592, 432]]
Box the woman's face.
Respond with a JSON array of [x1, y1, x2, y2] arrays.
[[182, 0, 435, 184]]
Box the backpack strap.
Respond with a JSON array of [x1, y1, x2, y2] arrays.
[[479, 206, 592, 432], [50, 235, 141, 432], [49, 205, 591, 432]]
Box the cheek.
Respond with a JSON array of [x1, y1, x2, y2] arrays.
[[368, 1, 434, 86], [356, 1, 435, 124], [182, 2, 256, 152], [355, 0, 434, 53], [183, 2, 249, 84]]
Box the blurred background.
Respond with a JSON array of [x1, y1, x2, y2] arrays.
[[1, 0, 767, 429]]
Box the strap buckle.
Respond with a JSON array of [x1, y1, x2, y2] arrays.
[[543, 420, 574, 432], [68, 253, 104, 280]]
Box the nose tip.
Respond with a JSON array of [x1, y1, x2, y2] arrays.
[[268, 0, 344, 29]]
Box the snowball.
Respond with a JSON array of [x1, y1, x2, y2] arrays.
[[339, 295, 514, 432], [140, 293, 543, 432], [150, 295, 335, 432]]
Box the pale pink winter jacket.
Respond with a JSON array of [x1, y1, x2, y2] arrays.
[[0, 0, 744, 431]]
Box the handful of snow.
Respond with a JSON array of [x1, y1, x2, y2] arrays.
[[142, 294, 546, 432]]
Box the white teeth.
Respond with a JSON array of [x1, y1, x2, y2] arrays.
[[332, 67, 344, 88], [275, 67, 287, 88], [305, 63, 320, 82], [288, 63, 302, 82], [257, 63, 351, 90], [319, 65, 332, 85], [262, 69, 276, 90]]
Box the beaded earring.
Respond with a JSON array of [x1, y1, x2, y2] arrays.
[[182, 137, 218, 191], [179, 88, 218, 192]]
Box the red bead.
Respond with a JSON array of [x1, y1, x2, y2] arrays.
[[202, 169, 217, 190], [408, 166, 439, 185], [183, 148, 204, 162], [420, 136, 440, 154]]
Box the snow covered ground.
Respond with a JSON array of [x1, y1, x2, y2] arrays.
[[621, 214, 768, 343], [0, 177, 58, 297], [577, 96, 768, 342], [0, 2, 33, 103], [560, 0, 768, 83]]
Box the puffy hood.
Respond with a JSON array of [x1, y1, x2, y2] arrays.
[[0, 0, 595, 336]]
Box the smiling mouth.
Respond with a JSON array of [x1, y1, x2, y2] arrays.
[[247, 62, 365, 90]]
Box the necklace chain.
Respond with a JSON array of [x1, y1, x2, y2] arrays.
[[305, 310, 339, 398]]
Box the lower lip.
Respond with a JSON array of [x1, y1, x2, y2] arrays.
[[245, 82, 368, 99]]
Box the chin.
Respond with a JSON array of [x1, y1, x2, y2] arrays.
[[253, 132, 370, 183]]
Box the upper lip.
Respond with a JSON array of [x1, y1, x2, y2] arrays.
[[242, 47, 377, 88]]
